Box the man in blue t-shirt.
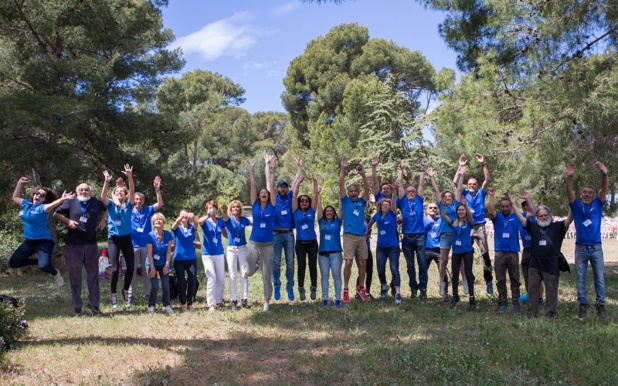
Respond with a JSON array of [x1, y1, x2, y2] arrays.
[[339, 157, 370, 302], [453, 153, 494, 294], [487, 188, 521, 314], [397, 159, 427, 299], [566, 162, 609, 319]]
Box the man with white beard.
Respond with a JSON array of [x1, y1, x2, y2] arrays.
[[511, 196, 572, 318], [54, 183, 108, 315]]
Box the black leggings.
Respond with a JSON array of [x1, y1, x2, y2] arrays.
[[296, 239, 318, 288], [356, 247, 374, 292], [108, 235, 135, 294], [174, 259, 197, 306], [452, 251, 475, 298]]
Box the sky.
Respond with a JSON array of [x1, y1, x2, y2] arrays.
[[161, 0, 457, 114]]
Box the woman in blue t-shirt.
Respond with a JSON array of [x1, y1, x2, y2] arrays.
[[101, 165, 136, 309], [292, 174, 319, 301], [10, 177, 74, 286], [366, 188, 402, 305], [248, 155, 277, 311], [199, 200, 228, 312], [317, 186, 344, 307], [222, 200, 252, 309], [146, 212, 174, 314], [441, 201, 476, 311], [171, 209, 201, 311]]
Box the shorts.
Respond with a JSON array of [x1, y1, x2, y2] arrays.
[[439, 233, 452, 250], [343, 233, 368, 260]]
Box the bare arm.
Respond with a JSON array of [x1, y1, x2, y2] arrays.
[[248, 160, 257, 204], [171, 213, 183, 231], [440, 200, 452, 226], [566, 163, 576, 204], [520, 191, 536, 219], [455, 165, 466, 202], [487, 187, 497, 219], [397, 160, 404, 199], [147, 243, 156, 279], [311, 174, 319, 212], [44, 191, 76, 214], [597, 161, 609, 203], [291, 157, 303, 194], [337, 190, 343, 220], [339, 158, 347, 199], [453, 154, 466, 185], [121, 164, 135, 205], [292, 175, 304, 212], [371, 155, 380, 195], [358, 163, 370, 202], [564, 207, 574, 229], [427, 168, 441, 202], [12, 177, 29, 206], [510, 194, 527, 227], [476, 153, 490, 192], [153, 176, 163, 211], [418, 160, 426, 197], [265, 155, 277, 206], [365, 219, 375, 238], [390, 184, 397, 214], [221, 204, 229, 222], [101, 170, 111, 206]]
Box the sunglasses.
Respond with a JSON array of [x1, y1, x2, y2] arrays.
[[428, 207, 438, 210], [300, 199, 310, 203], [34, 192, 46, 197]]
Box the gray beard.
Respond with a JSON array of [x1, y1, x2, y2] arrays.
[[77, 196, 91, 203], [537, 218, 552, 228]]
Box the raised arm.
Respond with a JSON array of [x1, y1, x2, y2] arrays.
[[337, 188, 343, 220], [597, 161, 609, 203], [248, 160, 257, 203], [12, 177, 29, 206], [566, 163, 576, 204], [358, 163, 370, 202], [311, 174, 319, 212], [397, 160, 405, 199], [121, 164, 135, 205], [221, 204, 229, 222], [520, 191, 536, 219], [153, 176, 164, 211], [453, 154, 466, 185], [564, 207, 574, 229], [455, 165, 466, 202], [291, 157, 303, 194], [476, 153, 490, 191], [339, 157, 348, 199], [100, 170, 112, 206], [171, 212, 184, 231], [427, 168, 441, 202], [291, 175, 304, 212], [440, 199, 452, 225], [265, 154, 277, 206], [510, 194, 527, 227], [390, 184, 398, 214], [418, 160, 426, 197], [365, 218, 375, 239], [463, 201, 474, 224], [371, 155, 380, 195], [487, 187, 497, 219], [44, 191, 76, 214]]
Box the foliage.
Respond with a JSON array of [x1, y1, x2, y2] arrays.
[[0, 299, 27, 362]]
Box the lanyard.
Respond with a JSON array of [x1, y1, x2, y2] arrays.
[[502, 215, 512, 232], [79, 200, 91, 216]]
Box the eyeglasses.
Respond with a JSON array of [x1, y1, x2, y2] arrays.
[[537, 214, 549, 219], [77, 188, 90, 192], [428, 206, 438, 210], [300, 199, 310, 203], [34, 192, 46, 197], [406, 190, 416, 194]]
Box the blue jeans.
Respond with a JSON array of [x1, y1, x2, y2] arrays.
[[10, 239, 57, 275], [318, 252, 343, 300], [273, 232, 295, 290], [401, 234, 427, 290], [149, 266, 170, 307], [575, 243, 605, 305], [376, 246, 401, 287]]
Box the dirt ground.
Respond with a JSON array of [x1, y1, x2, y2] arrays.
[[558, 237, 618, 264]]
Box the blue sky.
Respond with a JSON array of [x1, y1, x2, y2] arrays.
[[161, 0, 457, 114]]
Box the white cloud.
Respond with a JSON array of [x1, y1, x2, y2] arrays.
[[242, 61, 266, 71], [175, 12, 257, 60], [273, 2, 301, 16]]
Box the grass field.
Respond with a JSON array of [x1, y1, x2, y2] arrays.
[[0, 238, 617, 385]]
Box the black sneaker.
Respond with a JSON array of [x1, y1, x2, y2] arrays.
[[411, 288, 418, 299], [87, 304, 102, 315], [231, 300, 238, 311], [595, 303, 606, 319], [449, 295, 460, 309], [242, 299, 250, 309], [73, 308, 82, 317], [469, 297, 476, 311], [310, 286, 317, 301], [578, 303, 589, 318], [419, 289, 427, 299]]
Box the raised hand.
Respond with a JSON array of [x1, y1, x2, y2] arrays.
[[295, 157, 303, 167], [312, 173, 319, 182], [153, 176, 161, 190], [221, 204, 228, 213], [476, 153, 485, 164], [458, 154, 467, 167], [115, 177, 124, 187], [597, 161, 608, 175], [371, 155, 379, 167], [121, 164, 133, 178], [247, 159, 255, 169], [399, 159, 405, 171], [488, 187, 495, 196], [419, 160, 425, 170], [520, 191, 530, 200], [61, 191, 76, 201], [17, 177, 30, 185], [356, 163, 365, 176], [341, 157, 349, 169], [566, 163, 576, 176], [508, 193, 517, 205], [103, 170, 112, 182], [458, 165, 468, 175], [426, 168, 436, 178]]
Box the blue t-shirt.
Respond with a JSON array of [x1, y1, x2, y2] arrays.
[[397, 195, 425, 235], [201, 218, 225, 255], [173, 225, 198, 261], [519, 212, 533, 248], [293, 208, 317, 241], [224, 217, 251, 247], [424, 216, 441, 249], [463, 189, 487, 224], [452, 221, 473, 253], [318, 217, 342, 252], [106, 200, 134, 237], [19, 200, 51, 240], [131, 205, 156, 248], [250, 200, 275, 243], [372, 211, 399, 248], [341, 196, 367, 236], [570, 197, 604, 245], [492, 212, 521, 252], [438, 199, 459, 234], [146, 230, 173, 268], [274, 191, 294, 229]]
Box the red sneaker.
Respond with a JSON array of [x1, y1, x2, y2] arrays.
[[356, 285, 369, 301], [343, 288, 350, 303]]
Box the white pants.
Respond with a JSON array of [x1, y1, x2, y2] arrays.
[[129, 247, 151, 298], [202, 254, 225, 307], [227, 245, 249, 301]]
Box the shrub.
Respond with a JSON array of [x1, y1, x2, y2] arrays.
[[0, 229, 21, 273], [0, 298, 28, 366]]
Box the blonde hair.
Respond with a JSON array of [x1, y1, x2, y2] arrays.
[[227, 200, 244, 216], [151, 212, 166, 227]]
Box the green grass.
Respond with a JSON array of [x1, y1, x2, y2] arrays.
[[0, 239, 617, 385]]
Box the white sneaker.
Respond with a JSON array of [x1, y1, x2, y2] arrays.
[[439, 282, 446, 297], [208, 306, 216, 313], [263, 302, 269, 312], [164, 306, 174, 314], [462, 280, 469, 295], [148, 306, 155, 314], [54, 271, 64, 287]]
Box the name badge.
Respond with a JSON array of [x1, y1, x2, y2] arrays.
[[470, 209, 475, 213], [455, 240, 462, 246], [583, 219, 592, 227], [153, 254, 161, 260], [114, 220, 121, 226], [260, 223, 266, 228], [301, 224, 308, 230], [234, 237, 241, 243], [539, 240, 547, 246], [213, 237, 218, 244], [409, 211, 416, 216], [380, 230, 386, 236], [325, 235, 332, 240], [430, 232, 437, 238], [353, 210, 360, 216], [281, 210, 288, 215], [503, 233, 510, 238], [137, 227, 144, 233], [18, 210, 24, 216], [80, 216, 88, 223]]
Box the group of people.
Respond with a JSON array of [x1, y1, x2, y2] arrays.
[[9, 154, 609, 318]]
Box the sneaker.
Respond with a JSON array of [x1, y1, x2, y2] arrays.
[[299, 287, 306, 301], [111, 295, 118, 309], [121, 290, 131, 308], [513, 305, 521, 315], [242, 299, 250, 309], [216, 302, 224, 309], [497, 305, 508, 314], [164, 306, 174, 314], [323, 299, 329, 307], [380, 286, 388, 299], [208, 306, 216, 313], [356, 286, 369, 301], [343, 288, 350, 303], [469, 297, 477, 311], [148, 306, 155, 314], [462, 280, 469, 295], [411, 288, 418, 299], [419, 289, 427, 299], [181, 304, 188, 312], [538, 298, 545, 307], [72, 308, 82, 317], [54, 271, 64, 287], [519, 293, 529, 304], [449, 295, 460, 309], [367, 293, 374, 300], [263, 302, 269, 312], [231, 300, 238, 311], [486, 282, 494, 295], [188, 304, 196, 311], [274, 286, 281, 300], [442, 293, 450, 303], [87, 304, 102, 315], [310, 286, 317, 301], [595, 303, 606, 319], [355, 292, 361, 299], [390, 282, 396, 298], [439, 282, 446, 297], [395, 293, 402, 305], [334, 299, 341, 308], [143, 294, 149, 301], [287, 288, 295, 301], [578, 303, 589, 318]]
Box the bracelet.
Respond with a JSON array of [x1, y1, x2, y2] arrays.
[[481, 163, 486, 167], [419, 169, 426, 173], [603, 172, 608, 177]]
